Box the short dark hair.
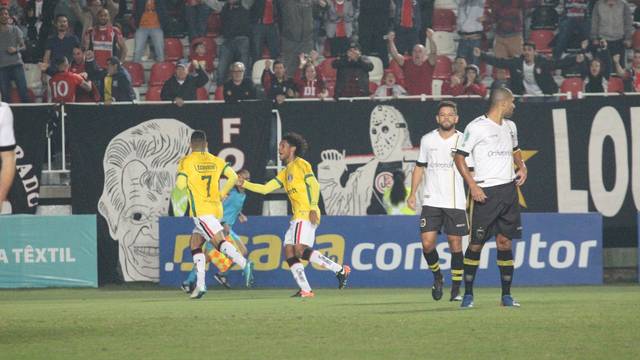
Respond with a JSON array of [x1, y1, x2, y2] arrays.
[[282, 132, 308, 157], [523, 42, 536, 50], [490, 87, 514, 106], [54, 56, 68, 67], [454, 56, 466, 62], [273, 60, 285, 68], [190, 130, 207, 144], [437, 100, 458, 115], [55, 14, 68, 22]]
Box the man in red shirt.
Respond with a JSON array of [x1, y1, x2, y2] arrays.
[[387, 28, 437, 95], [82, 8, 127, 69], [48, 56, 92, 103], [70, 47, 101, 102]]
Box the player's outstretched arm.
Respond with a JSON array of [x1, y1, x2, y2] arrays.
[[221, 166, 238, 198], [240, 178, 282, 195]]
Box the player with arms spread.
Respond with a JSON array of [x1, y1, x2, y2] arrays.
[[176, 130, 254, 299], [454, 87, 527, 309], [239, 133, 351, 298]]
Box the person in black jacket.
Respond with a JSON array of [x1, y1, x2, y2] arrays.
[[161, 59, 209, 106], [215, 0, 252, 86], [261, 59, 297, 104], [332, 42, 373, 98], [223, 61, 256, 103], [86, 55, 135, 103], [474, 43, 579, 96], [251, 0, 282, 62]]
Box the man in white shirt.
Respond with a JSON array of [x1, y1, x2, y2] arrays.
[[0, 102, 16, 210], [454, 87, 528, 309], [408, 101, 469, 302]]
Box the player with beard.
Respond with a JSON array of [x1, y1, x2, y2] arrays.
[[454, 87, 527, 309], [408, 101, 470, 302], [239, 133, 351, 297]]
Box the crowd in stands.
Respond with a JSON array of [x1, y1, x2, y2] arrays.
[[2, 0, 640, 104]]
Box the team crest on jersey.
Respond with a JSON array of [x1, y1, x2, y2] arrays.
[[374, 171, 394, 193]]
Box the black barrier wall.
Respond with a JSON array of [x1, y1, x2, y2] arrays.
[[278, 97, 639, 249], [67, 102, 272, 284]]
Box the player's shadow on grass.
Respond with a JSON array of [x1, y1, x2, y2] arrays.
[[377, 307, 460, 315], [333, 301, 427, 307]]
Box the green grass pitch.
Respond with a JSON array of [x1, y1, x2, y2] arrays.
[[0, 286, 638, 359]]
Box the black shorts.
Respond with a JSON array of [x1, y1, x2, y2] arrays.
[[420, 205, 469, 236], [469, 181, 522, 244]]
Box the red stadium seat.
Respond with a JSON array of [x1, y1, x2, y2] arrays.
[[145, 85, 163, 101], [529, 30, 554, 54], [9, 87, 35, 103], [318, 58, 337, 82], [164, 38, 184, 61], [206, 12, 222, 37], [191, 37, 217, 59], [560, 77, 584, 99], [432, 9, 456, 32], [369, 81, 378, 94], [123, 61, 144, 87], [149, 62, 176, 86], [607, 76, 624, 93], [633, 29, 640, 51], [196, 87, 209, 100], [214, 85, 224, 100], [432, 55, 453, 80]]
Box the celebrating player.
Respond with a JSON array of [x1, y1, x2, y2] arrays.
[[176, 130, 254, 299], [454, 87, 527, 308], [239, 133, 351, 298], [408, 101, 469, 302]]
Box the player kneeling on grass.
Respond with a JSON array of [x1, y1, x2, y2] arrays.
[[238, 133, 351, 298], [408, 101, 469, 302], [176, 130, 254, 299]]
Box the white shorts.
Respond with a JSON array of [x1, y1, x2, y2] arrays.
[[193, 215, 224, 241], [284, 220, 316, 247]]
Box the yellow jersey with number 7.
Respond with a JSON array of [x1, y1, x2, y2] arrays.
[[177, 151, 230, 219]]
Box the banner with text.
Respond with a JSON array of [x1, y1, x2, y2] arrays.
[[0, 215, 97, 288], [159, 213, 602, 288], [3, 105, 52, 214], [278, 98, 639, 248], [67, 102, 272, 284]]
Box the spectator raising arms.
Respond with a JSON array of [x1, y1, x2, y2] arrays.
[[294, 52, 328, 99], [387, 28, 437, 95], [613, 50, 640, 92], [161, 59, 209, 106], [262, 59, 298, 104]]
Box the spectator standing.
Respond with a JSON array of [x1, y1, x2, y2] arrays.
[[280, 0, 318, 77], [475, 43, 580, 96], [392, 0, 422, 55], [457, 0, 484, 65], [185, 0, 210, 40], [223, 61, 257, 102], [70, 47, 101, 102], [552, 0, 590, 60], [320, 0, 358, 57], [0, 7, 29, 103], [43, 14, 80, 70], [387, 28, 437, 95], [251, 0, 282, 62], [332, 42, 373, 97], [161, 59, 209, 105], [48, 56, 92, 103], [358, 0, 392, 67], [133, 0, 167, 62], [262, 59, 298, 103], [590, 0, 633, 67], [484, 0, 532, 59], [25, 0, 58, 62], [210, 0, 252, 86], [82, 7, 127, 69], [86, 55, 135, 103]]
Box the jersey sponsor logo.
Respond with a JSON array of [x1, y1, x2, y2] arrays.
[[487, 150, 512, 157], [374, 171, 393, 194], [428, 162, 453, 169], [196, 163, 217, 172]]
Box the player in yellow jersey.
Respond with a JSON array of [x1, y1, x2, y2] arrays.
[[176, 130, 254, 299], [239, 133, 351, 298]]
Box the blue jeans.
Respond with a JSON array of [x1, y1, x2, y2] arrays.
[[134, 27, 164, 62], [457, 38, 481, 66], [216, 36, 251, 85], [553, 17, 590, 60], [0, 64, 29, 103], [185, 4, 210, 40], [253, 23, 280, 60]]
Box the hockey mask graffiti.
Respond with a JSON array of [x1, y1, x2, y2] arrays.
[[369, 105, 409, 160]]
